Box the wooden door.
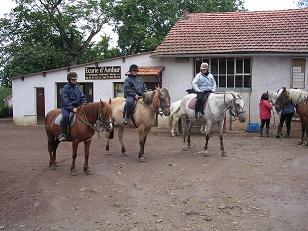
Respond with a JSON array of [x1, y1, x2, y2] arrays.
[[36, 88, 45, 124]]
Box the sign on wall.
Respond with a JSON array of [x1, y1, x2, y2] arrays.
[[292, 58, 305, 89], [85, 66, 121, 80]]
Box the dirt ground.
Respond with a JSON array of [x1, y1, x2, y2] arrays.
[[0, 118, 308, 231]]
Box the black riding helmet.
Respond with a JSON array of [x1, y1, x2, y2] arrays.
[[67, 71, 78, 80], [129, 64, 138, 72]]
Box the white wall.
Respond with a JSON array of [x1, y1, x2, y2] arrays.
[[249, 56, 292, 123], [11, 53, 307, 128]]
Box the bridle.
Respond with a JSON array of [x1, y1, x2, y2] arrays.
[[138, 90, 170, 116], [224, 92, 245, 118], [75, 104, 112, 135]]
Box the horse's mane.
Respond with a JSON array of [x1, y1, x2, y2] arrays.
[[79, 102, 100, 115], [142, 88, 170, 107], [286, 88, 308, 104]]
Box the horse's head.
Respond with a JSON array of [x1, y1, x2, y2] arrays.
[[274, 87, 290, 112], [143, 88, 171, 116], [158, 88, 171, 116], [98, 99, 113, 133], [230, 91, 246, 122]]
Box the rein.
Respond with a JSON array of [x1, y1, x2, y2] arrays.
[[75, 105, 110, 137]]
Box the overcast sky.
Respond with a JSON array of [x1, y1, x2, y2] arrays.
[[0, 0, 299, 47]]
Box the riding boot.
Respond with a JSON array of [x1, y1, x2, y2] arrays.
[[265, 128, 269, 137], [259, 127, 263, 137], [58, 126, 67, 142], [122, 113, 129, 125]]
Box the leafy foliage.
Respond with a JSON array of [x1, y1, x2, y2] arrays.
[[0, 86, 12, 118], [0, 0, 245, 86], [113, 0, 245, 55]]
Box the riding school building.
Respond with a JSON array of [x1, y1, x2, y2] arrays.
[[12, 9, 308, 127]]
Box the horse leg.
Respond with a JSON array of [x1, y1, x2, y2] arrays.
[[47, 136, 55, 169], [137, 125, 150, 162], [298, 123, 305, 145], [118, 126, 127, 155], [217, 120, 226, 157], [182, 115, 189, 151], [203, 121, 212, 157], [71, 141, 79, 176], [52, 138, 60, 167], [83, 140, 93, 175], [187, 120, 193, 148]]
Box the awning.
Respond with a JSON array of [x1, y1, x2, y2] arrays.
[[125, 66, 165, 76]]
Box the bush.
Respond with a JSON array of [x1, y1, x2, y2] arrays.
[[0, 106, 13, 118]]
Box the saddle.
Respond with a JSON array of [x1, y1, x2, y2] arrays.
[[54, 112, 76, 128]]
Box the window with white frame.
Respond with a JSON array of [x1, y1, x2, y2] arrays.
[[195, 58, 251, 89]]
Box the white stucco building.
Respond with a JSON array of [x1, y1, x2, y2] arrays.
[[12, 9, 308, 127]]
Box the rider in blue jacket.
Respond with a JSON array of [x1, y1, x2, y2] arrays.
[[122, 64, 147, 124], [192, 62, 217, 118], [59, 71, 87, 141]]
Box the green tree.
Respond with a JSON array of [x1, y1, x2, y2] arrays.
[[0, 0, 116, 85], [113, 0, 245, 55]]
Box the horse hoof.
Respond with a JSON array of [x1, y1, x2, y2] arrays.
[[85, 169, 93, 175], [122, 152, 128, 156], [139, 157, 147, 162], [71, 170, 78, 176], [204, 151, 209, 157], [297, 141, 304, 145], [182, 146, 188, 151], [222, 152, 227, 157], [171, 133, 175, 137]]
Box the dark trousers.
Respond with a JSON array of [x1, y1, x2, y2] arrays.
[[260, 119, 270, 129], [195, 91, 211, 114], [60, 108, 70, 134], [277, 112, 294, 135], [124, 96, 135, 118]]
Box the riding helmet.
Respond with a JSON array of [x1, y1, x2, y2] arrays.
[[67, 71, 78, 80], [129, 64, 139, 72]]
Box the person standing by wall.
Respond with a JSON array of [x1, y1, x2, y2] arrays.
[[259, 92, 272, 137]]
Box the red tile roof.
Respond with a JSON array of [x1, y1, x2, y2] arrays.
[[125, 66, 165, 76], [153, 9, 308, 56]]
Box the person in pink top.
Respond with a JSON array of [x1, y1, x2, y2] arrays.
[[259, 93, 273, 137]]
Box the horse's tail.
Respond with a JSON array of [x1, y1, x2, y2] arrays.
[[168, 102, 181, 129]]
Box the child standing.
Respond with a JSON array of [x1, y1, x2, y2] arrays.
[[259, 93, 272, 137]]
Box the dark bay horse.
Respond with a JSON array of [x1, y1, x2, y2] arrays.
[[275, 88, 308, 145], [45, 100, 113, 175], [106, 88, 171, 162]]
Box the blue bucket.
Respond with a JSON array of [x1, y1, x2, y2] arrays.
[[246, 122, 260, 132]]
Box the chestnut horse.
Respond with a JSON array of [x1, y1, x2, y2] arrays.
[[45, 100, 113, 175], [274, 88, 308, 145], [106, 88, 171, 162]]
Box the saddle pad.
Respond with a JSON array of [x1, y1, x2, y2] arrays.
[[54, 112, 76, 127], [188, 97, 208, 111]]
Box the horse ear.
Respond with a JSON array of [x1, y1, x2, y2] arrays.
[[108, 98, 112, 105], [100, 99, 105, 108], [266, 91, 268, 94]]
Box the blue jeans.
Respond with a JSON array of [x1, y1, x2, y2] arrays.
[[124, 96, 135, 118], [60, 108, 70, 134]]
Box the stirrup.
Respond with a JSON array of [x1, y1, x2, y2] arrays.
[[58, 133, 66, 142], [122, 118, 128, 125]]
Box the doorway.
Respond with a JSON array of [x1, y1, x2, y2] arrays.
[[36, 88, 45, 124]]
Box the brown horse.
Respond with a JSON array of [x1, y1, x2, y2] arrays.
[[45, 100, 113, 175], [275, 88, 308, 145], [106, 88, 171, 161]]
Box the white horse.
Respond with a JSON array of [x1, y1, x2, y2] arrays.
[[169, 100, 206, 136], [180, 91, 246, 157]]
